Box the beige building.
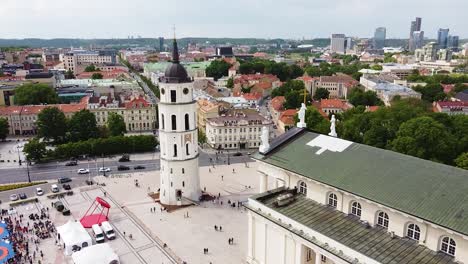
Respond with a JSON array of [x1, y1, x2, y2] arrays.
[[62, 50, 118, 73], [196, 99, 222, 131], [311, 74, 358, 99]]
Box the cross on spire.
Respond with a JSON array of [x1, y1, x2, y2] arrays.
[[171, 25, 180, 63]]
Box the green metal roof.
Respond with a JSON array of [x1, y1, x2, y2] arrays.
[[254, 130, 468, 236], [248, 189, 457, 264]]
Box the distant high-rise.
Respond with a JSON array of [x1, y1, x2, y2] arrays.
[[408, 17, 422, 51], [437, 28, 450, 49], [330, 34, 346, 54], [373, 27, 386, 49], [447, 35, 459, 52], [158, 37, 165, 52], [412, 31, 425, 50], [345, 37, 354, 50]]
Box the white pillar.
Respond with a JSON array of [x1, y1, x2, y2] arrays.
[[315, 252, 321, 264], [274, 178, 279, 189], [260, 173, 268, 193], [295, 243, 303, 264], [247, 212, 255, 261]]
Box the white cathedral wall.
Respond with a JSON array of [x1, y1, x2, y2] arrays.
[[160, 157, 200, 204]]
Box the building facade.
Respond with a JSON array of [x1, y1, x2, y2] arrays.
[[437, 28, 450, 49], [157, 39, 200, 205], [330, 34, 346, 54], [373, 27, 386, 49]]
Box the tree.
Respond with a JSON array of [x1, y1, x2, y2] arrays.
[[294, 106, 330, 134], [23, 138, 47, 162], [107, 113, 127, 136], [289, 64, 304, 79], [14, 83, 59, 105], [283, 90, 303, 109], [313, 88, 330, 100], [37, 107, 67, 143], [0, 118, 9, 141], [453, 83, 468, 93], [205, 60, 231, 80], [226, 77, 234, 89], [64, 69, 75, 79], [455, 152, 468, 170], [272, 80, 305, 98], [391, 116, 456, 163], [348, 88, 383, 107], [68, 110, 99, 142], [371, 65, 383, 71], [413, 83, 446, 102], [91, 73, 103, 79], [84, 64, 99, 72], [198, 129, 207, 144]]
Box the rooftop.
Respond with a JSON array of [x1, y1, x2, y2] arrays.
[[253, 129, 468, 236], [248, 188, 457, 264]]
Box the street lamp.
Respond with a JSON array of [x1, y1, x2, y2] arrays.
[[25, 158, 31, 183]]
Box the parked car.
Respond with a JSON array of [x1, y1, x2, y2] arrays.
[[65, 160, 78, 166], [51, 184, 60, 193], [77, 168, 90, 174], [62, 184, 71, 190], [58, 177, 72, 183], [36, 188, 44, 196], [117, 165, 130, 171], [9, 194, 19, 201], [134, 165, 146, 170], [99, 167, 111, 172], [118, 154, 130, 162], [19, 193, 27, 200]]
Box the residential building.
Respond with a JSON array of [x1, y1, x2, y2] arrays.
[[415, 42, 437, 62], [311, 74, 359, 99], [330, 34, 346, 54], [196, 99, 222, 131], [433, 101, 468, 115], [296, 76, 316, 94], [408, 17, 422, 51], [437, 28, 450, 49], [418, 60, 462, 73], [241, 92, 263, 107], [62, 49, 118, 73], [248, 127, 468, 264], [205, 110, 272, 150], [381, 64, 416, 79], [360, 74, 421, 105], [438, 49, 453, 61], [373, 27, 386, 49], [319, 99, 352, 115], [269, 96, 285, 122], [278, 109, 297, 133]]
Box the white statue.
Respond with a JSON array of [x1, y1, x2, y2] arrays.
[[259, 126, 270, 153], [328, 115, 337, 137], [297, 103, 307, 128]]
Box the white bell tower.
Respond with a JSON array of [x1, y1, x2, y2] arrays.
[[158, 38, 200, 205]]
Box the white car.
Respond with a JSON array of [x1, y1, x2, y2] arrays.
[[99, 167, 111, 172], [36, 187, 44, 196], [77, 168, 90, 174], [9, 194, 19, 201]]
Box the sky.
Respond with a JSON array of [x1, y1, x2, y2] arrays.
[[0, 0, 466, 39]]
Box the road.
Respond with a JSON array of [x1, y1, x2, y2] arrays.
[[130, 72, 158, 104], [0, 150, 252, 185]]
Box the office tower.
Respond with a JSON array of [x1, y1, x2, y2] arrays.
[[412, 31, 424, 50], [373, 27, 386, 49], [437, 28, 450, 49], [159, 37, 165, 51], [409, 17, 422, 51], [447, 35, 459, 52], [345, 37, 354, 50], [330, 34, 346, 54]]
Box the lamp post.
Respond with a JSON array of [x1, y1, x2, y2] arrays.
[[25, 158, 31, 183], [17, 145, 22, 166]]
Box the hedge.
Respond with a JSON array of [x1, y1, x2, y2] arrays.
[[53, 135, 158, 159], [0, 181, 47, 192]]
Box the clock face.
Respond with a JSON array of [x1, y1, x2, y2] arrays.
[[184, 133, 192, 143]]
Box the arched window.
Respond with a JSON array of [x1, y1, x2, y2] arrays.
[[182, 168, 185, 174], [186, 144, 190, 155], [182, 181, 185, 187], [406, 224, 421, 241], [376, 212, 389, 228], [351, 202, 362, 217], [173, 144, 177, 157], [185, 113, 190, 130], [440, 237, 456, 256], [298, 181, 307, 195], [328, 193, 338, 208], [171, 115, 177, 130], [170, 90, 176, 102], [161, 114, 165, 129]]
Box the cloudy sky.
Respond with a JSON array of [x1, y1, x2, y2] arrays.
[[0, 0, 466, 39]]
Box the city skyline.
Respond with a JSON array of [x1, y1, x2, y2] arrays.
[[0, 0, 466, 39]]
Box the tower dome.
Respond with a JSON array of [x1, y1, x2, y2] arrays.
[[160, 39, 191, 83]]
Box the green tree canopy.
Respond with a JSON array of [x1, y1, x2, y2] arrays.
[[412, 83, 446, 102], [313, 88, 330, 100], [348, 88, 383, 107], [0, 118, 9, 141], [371, 65, 383, 71], [284, 90, 304, 109], [64, 69, 75, 79], [198, 129, 207, 144], [271, 80, 305, 98], [294, 106, 330, 134], [14, 83, 59, 105], [68, 110, 99, 142], [84, 64, 100, 72], [37, 107, 67, 143], [23, 138, 47, 162], [91, 72, 103, 79], [226, 77, 234, 89], [107, 113, 127, 136], [205, 60, 231, 80], [455, 152, 468, 170]]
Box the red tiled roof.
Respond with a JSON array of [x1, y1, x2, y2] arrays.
[[242, 92, 262, 101], [366, 106, 380, 112], [279, 109, 298, 125], [320, 99, 345, 109], [21, 105, 47, 115], [58, 104, 86, 113], [436, 101, 468, 108], [253, 82, 272, 90], [271, 96, 285, 111], [124, 97, 151, 109], [297, 76, 316, 82], [441, 84, 455, 94]]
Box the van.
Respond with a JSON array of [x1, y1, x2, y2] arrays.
[[92, 224, 105, 243], [100, 221, 116, 240], [51, 184, 59, 193]]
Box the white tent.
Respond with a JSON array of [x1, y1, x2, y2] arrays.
[[57, 220, 93, 256], [72, 243, 119, 264]]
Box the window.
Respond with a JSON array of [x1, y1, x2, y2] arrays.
[[376, 212, 389, 228], [171, 115, 177, 130], [321, 255, 327, 262], [185, 114, 190, 130], [328, 193, 338, 208], [306, 248, 312, 261], [298, 181, 307, 195], [440, 237, 456, 256], [182, 168, 185, 174], [406, 224, 421, 241], [351, 202, 362, 217], [170, 90, 176, 102], [182, 181, 185, 187], [186, 144, 190, 155], [173, 144, 177, 157], [183, 88, 189, 94]]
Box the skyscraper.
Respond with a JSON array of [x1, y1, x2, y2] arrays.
[[437, 28, 450, 49], [158, 37, 165, 52], [447, 35, 459, 52], [409, 17, 422, 51], [412, 31, 425, 50], [330, 34, 346, 54], [373, 27, 386, 49]]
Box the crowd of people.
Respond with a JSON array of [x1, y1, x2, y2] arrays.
[[1, 207, 55, 264]]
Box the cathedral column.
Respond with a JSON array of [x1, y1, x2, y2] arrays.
[[260, 173, 268, 193], [315, 252, 322, 264]]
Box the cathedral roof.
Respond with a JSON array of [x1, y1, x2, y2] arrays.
[[160, 39, 191, 84]]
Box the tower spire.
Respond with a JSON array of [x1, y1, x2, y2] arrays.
[[172, 25, 180, 63]]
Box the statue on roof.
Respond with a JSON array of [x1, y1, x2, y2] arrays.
[[297, 103, 307, 128], [328, 114, 337, 137], [259, 126, 270, 153]]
